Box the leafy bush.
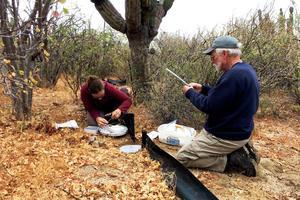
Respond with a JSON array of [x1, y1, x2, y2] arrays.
[[47, 18, 130, 98], [145, 7, 300, 127], [146, 32, 219, 128], [41, 5, 299, 125]]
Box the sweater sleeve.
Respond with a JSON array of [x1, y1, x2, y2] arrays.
[[185, 74, 239, 114], [80, 83, 100, 120], [201, 85, 212, 96], [105, 83, 132, 113]]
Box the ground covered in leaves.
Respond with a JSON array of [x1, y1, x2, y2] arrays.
[[0, 81, 299, 199]]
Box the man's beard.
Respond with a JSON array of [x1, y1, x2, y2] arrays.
[[213, 63, 222, 72]]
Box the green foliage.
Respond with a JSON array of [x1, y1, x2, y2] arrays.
[[229, 11, 299, 103], [258, 96, 280, 117], [40, 5, 299, 126], [48, 19, 130, 98], [228, 18, 298, 94], [145, 32, 219, 128], [145, 7, 300, 127]]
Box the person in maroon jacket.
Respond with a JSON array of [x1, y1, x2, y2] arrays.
[[81, 76, 135, 142]]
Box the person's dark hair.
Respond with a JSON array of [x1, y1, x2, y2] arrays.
[[87, 76, 104, 94]]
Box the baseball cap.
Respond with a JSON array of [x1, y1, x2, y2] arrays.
[[203, 36, 240, 55]]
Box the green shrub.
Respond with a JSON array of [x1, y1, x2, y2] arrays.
[[145, 7, 300, 126], [146, 32, 219, 128], [48, 19, 130, 98]]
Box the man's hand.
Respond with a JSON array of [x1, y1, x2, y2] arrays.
[[189, 82, 202, 93], [111, 108, 122, 119], [182, 85, 193, 94], [96, 117, 108, 128]]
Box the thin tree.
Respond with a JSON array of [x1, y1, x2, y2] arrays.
[[0, 0, 58, 120], [91, 0, 174, 103]]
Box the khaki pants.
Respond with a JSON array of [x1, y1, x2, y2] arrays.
[[176, 129, 249, 172]]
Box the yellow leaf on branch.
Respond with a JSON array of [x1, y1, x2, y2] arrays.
[[29, 76, 38, 85], [35, 26, 41, 33], [43, 50, 50, 57], [19, 70, 24, 76], [3, 59, 11, 65], [63, 8, 69, 14]]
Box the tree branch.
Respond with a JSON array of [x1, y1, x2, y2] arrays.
[[42, 0, 52, 21], [125, 0, 141, 33], [148, 1, 163, 37], [91, 0, 126, 33], [11, 0, 19, 28], [148, 0, 174, 38], [0, 0, 17, 58], [162, 0, 174, 15]]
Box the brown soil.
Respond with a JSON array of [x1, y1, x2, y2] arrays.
[[0, 80, 299, 199]]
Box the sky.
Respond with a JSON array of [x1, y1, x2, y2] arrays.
[[65, 0, 297, 37]]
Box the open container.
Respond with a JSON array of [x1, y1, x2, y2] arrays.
[[157, 120, 196, 146]]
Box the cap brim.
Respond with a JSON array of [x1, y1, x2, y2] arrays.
[[203, 47, 215, 55]]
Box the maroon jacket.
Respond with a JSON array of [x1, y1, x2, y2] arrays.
[[80, 81, 132, 120]]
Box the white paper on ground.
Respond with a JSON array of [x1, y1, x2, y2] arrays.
[[120, 145, 141, 153], [55, 120, 79, 129], [147, 131, 159, 140]]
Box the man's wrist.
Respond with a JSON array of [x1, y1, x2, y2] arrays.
[[185, 88, 194, 98]]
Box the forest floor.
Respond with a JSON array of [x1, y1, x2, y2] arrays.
[[0, 80, 299, 200]]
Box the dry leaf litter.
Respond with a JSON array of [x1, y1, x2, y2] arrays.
[[0, 81, 299, 199]]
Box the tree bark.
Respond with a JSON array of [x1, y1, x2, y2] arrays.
[[92, 0, 174, 103], [128, 38, 150, 103], [0, 0, 52, 120]]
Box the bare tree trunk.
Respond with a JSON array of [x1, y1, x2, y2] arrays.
[[128, 38, 150, 102]]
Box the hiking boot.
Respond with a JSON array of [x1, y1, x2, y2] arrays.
[[225, 146, 257, 177], [245, 142, 260, 164]]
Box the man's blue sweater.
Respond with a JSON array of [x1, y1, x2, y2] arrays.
[[185, 62, 259, 140]]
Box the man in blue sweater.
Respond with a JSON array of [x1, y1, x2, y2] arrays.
[[176, 36, 259, 177]]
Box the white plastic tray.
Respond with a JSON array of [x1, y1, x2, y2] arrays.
[[84, 124, 128, 137]]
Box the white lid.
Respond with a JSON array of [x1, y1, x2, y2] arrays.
[[120, 145, 141, 153]]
